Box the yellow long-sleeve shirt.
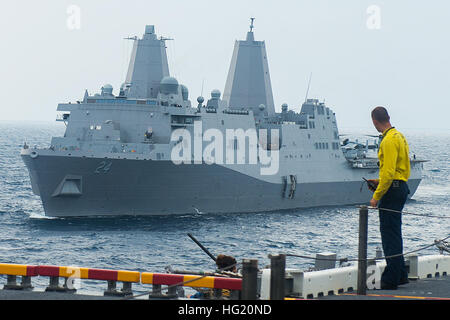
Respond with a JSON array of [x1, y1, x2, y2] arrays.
[[372, 127, 411, 201]]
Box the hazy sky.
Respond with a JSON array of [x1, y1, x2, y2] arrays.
[[1, 0, 449, 133]]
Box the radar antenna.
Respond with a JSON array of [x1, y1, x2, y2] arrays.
[[201, 78, 205, 97], [250, 18, 255, 32], [304, 72, 313, 103]]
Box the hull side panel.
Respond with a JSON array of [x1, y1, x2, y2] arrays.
[[22, 154, 422, 217]]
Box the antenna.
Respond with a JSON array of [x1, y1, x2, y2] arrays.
[[250, 17, 255, 32], [201, 78, 205, 97], [304, 72, 313, 103]]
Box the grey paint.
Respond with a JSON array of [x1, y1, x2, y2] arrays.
[[124, 26, 170, 99], [223, 29, 275, 116]]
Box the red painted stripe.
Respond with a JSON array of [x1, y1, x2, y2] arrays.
[[26, 265, 39, 276], [37, 265, 60, 277], [152, 273, 184, 286], [88, 268, 118, 281], [214, 277, 242, 290]]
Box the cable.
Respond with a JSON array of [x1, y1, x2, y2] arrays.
[[123, 235, 450, 299], [365, 205, 450, 219], [122, 206, 448, 299], [121, 262, 241, 300], [285, 234, 450, 263]]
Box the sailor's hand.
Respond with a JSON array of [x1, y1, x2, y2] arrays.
[[367, 179, 379, 192], [370, 198, 378, 208]]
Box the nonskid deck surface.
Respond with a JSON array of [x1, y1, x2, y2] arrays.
[[317, 276, 450, 300], [0, 290, 122, 300], [0, 276, 448, 300]]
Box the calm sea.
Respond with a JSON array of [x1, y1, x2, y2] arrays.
[[0, 121, 448, 296]]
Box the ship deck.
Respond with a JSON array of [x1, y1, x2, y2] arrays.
[[317, 276, 450, 300], [0, 276, 448, 300]]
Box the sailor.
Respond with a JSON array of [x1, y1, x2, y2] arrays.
[[188, 254, 238, 299], [368, 106, 410, 290], [215, 254, 237, 273], [213, 254, 238, 298]]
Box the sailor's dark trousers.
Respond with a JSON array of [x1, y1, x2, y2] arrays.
[[378, 180, 410, 286]]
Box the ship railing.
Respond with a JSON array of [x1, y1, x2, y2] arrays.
[[346, 158, 379, 169], [0, 263, 140, 297], [223, 109, 249, 115], [0, 263, 242, 299], [205, 107, 217, 113], [141, 272, 242, 299]]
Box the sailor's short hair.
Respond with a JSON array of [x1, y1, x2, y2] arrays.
[[371, 106, 390, 123], [216, 254, 237, 271]]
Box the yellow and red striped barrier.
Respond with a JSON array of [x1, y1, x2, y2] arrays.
[[37, 265, 140, 283], [0, 263, 242, 295], [141, 272, 242, 290], [0, 264, 38, 277]]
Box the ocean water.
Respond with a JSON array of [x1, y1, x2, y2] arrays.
[[0, 121, 448, 296]]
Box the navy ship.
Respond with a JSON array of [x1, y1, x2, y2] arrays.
[[21, 22, 424, 217]]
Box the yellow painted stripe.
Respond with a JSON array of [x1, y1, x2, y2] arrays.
[[59, 266, 89, 279], [141, 272, 154, 284], [117, 270, 140, 283], [367, 293, 450, 300], [0, 264, 28, 276], [342, 293, 450, 300], [183, 275, 215, 288]]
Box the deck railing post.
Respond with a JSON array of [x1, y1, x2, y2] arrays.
[[21, 276, 33, 290], [167, 285, 178, 296], [122, 282, 133, 296], [4, 275, 18, 290], [269, 254, 285, 300], [357, 205, 369, 295], [151, 284, 162, 296], [242, 259, 258, 300], [104, 280, 117, 296], [46, 276, 60, 292]]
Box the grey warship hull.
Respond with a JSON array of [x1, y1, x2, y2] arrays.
[[21, 150, 422, 217]]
